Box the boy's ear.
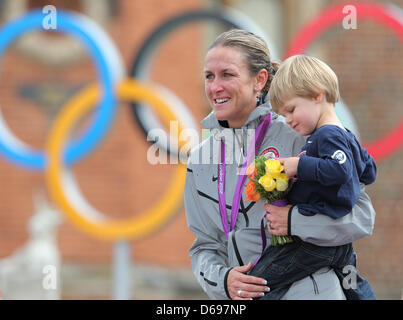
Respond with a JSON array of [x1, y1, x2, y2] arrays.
[[315, 92, 324, 103]]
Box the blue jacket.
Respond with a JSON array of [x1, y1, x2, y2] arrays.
[[289, 125, 377, 219]]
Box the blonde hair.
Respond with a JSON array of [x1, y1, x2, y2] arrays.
[[269, 55, 340, 112], [208, 29, 279, 100]]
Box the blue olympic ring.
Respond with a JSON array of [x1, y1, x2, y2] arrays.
[[0, 9, 124, 170]]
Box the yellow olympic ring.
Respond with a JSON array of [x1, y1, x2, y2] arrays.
[[45, 79, 186, 241]]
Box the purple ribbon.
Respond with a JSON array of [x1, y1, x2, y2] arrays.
[[218, 142, 229, 237], [217, 113, 272, 240], [270, 199, 288, 207]]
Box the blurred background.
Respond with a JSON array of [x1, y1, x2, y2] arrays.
[[0, 0, 402, 300]]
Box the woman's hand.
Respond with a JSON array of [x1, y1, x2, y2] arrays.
[[227, 262, 270, 300], [264, 203, 291, 236]]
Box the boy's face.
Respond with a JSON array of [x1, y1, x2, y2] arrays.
[[277, 96, 321, 136]]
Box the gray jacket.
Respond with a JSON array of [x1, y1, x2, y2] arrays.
[[184, 102, 375, 300]]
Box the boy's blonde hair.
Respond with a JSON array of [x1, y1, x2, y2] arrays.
[[269, 55, 340, 112]]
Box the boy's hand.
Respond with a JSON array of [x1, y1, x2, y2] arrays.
[[279, 157, 299, 179]]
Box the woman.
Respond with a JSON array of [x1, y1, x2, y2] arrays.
[[184, 29, 375, 300]]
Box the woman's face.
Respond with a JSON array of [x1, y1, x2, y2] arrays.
[[204, 46, 260, 128]]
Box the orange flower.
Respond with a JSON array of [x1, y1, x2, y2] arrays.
[[245, 181, 261, 202], [246, 163, 257, 179]]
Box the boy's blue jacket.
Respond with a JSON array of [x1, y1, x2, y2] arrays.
[[290, 125, 377, 219]]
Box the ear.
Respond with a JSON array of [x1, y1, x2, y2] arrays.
[[314, 92, 324, 104], [254, 68, 269, 93]]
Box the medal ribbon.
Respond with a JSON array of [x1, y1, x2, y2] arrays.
[[217, 113, 272, 241]]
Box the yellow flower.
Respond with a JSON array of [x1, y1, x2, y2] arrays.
[[276, 173, 289, 192], [258, 174, 276, 192], [265, 159, 284, 179]]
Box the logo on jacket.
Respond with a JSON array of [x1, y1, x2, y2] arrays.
[[260, 147, 279, 159], [332, 150, 347, 164]]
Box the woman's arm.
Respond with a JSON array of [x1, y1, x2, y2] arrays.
[[184, 166, 231, 299], [265, 184, 375, 246], [291, 184, 375, 246]]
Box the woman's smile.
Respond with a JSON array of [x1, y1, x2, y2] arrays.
[[214, 97, 231, 106]]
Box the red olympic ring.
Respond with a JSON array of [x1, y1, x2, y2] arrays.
[[284, 2, 403, 162]]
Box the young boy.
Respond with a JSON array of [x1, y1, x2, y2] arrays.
[[248, 55, 377, 300], [271, 54, 377, 219]]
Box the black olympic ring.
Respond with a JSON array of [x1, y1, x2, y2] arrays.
[[129, 9, 272, 161]]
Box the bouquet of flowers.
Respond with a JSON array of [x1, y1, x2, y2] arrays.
[[245, 156, 294, 246]]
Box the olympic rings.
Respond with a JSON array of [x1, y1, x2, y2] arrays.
[[284, 2, 403, 161], [0, 9, 124, 170], [0, 7, 273, 241], [45, 79, 186, 241], [2, 4, 401, 241], [130, 9, 278, 161]]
